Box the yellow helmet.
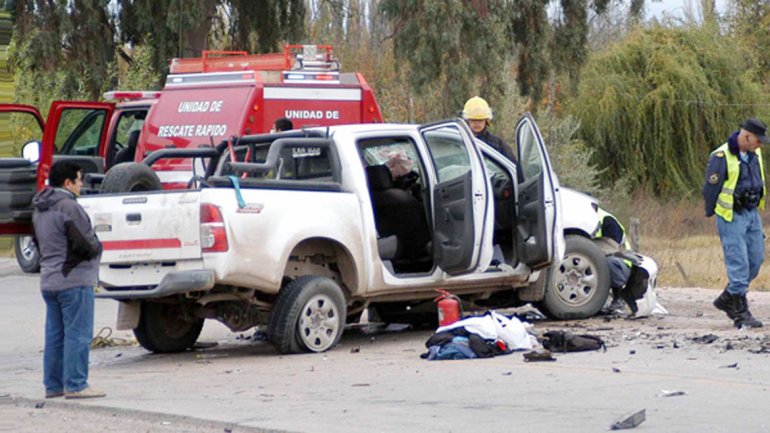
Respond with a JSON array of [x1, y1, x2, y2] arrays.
[[462, 96, 493, 121]]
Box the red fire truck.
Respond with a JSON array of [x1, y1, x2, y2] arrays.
[[1, 45, 384, 271]]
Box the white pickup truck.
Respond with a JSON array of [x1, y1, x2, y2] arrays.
[[69, 116, 573, 354]]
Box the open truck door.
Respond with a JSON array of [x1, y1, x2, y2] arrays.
[[0, 104, 45, 235], [0, 102, 114, 275], [514, 114, 564, 269], [421, 121, 492, 276], [40, 101, 115, 190]]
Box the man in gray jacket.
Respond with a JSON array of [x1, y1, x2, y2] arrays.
[[33, 161, 104, 399]]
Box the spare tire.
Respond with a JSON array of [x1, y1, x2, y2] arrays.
[[100, 163, 162, 193]]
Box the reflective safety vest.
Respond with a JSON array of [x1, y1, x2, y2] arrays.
[[596, 209, 631, 250], [712, 143, 766, 222], [596, 209, 633, 268]]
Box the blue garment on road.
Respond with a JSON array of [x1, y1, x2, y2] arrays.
[[42, 286, 94, 395], [716, 209, 764, 296], [427, 336, 478, 360]]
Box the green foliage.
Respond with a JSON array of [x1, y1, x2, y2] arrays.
[[226, 0, 305, 53], [536, 112, 629, 209], [118, 0, 219, 74], [379, 0, 508, 118], [570, 25, 767, 196], [509, 0, 624, 102], [120, 44, 162, 90], [728, 0, 770, 83], [509, 0, 549, 102], [9, 0, 116, 106]]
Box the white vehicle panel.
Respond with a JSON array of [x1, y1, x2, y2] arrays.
[[98, 259, 205, 288], [560, 187, 600, 236], [80, 191, 202, 264], [200, 187, 365, 293]]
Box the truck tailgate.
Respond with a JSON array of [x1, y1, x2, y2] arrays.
[[80, 191, 201, 264]]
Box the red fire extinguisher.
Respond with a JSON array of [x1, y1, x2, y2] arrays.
[[434, 289, 462, 327]]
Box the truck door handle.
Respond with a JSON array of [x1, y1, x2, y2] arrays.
[[126, 213, 141, 223]]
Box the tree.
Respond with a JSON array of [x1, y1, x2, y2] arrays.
[[226, 0, 305, 53], [379, 0, 508, 119], [118, 0, 218, 77], [9, 1, 307, 105], [570, 25, 766, 196], [728, 0, 770, 84], [9, 0, 115, 105]]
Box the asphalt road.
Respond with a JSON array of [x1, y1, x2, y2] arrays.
[[1, 258, 770, 433]]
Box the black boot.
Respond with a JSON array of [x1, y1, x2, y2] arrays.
[[713, 289, 737, 321], [733, 294, 763, 329]]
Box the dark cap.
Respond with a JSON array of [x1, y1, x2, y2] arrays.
[[740, 118, 770, 144]]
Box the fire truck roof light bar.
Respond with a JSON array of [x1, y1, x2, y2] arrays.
[[165, 71, 257, 87], [103, 91, 162, 101]]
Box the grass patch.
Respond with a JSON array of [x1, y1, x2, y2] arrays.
[[620, 192, 770, 291]]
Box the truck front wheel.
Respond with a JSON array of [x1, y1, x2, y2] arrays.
[[133, 302, 204, 353], [537, 235, 610, 320], [268, 276, 347, 354], [14, 235, 40, 273]]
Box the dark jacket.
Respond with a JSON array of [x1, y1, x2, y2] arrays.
[[32, 187, 102, 292], [475, 129, 524, 182], [703, 131, 764, 217], [600, 214, 624, 245]]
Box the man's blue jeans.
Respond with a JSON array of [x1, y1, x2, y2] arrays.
[[42, 286, 94, 394], [716, 209, 764, 296]]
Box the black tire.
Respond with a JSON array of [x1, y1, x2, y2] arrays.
[[100, 163, 162, 193], [536, 235, 610, 320], [133, 302, 204, 353], [268, 276, 347, 354], [14, 235, 40, 273]]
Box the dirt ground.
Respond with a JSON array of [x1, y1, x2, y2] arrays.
[[570, 286, 770, 352], [3, 285, 770, 432]]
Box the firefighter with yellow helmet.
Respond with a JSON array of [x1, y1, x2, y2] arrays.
[[462, 96, 520, 177]]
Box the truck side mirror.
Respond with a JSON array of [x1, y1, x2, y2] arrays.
[[21, 140, 40, 164]]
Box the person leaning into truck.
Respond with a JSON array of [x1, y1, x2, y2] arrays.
[[593, 205, 633, 312], [33, 160, 105, 399], [462, 96, 523, 182], [703, 118, 768, 329], [273, 117, 294, 133]]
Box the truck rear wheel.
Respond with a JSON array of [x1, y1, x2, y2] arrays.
[[133, 302, 204, 353], [14, 235, 40, 273], [537, 235, 610, 320], [100, 163, 162, 193], [268, 276, 346, 354]]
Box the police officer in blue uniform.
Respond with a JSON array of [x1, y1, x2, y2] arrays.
[[703, 118, 769, 329]]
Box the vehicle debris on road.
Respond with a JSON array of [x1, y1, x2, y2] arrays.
[[523, 350, 556, 362], [610, 409, 646, 430], [691, 334, 719, 344], [657, 389, 686, 397], [541, 330, 606, 353]]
